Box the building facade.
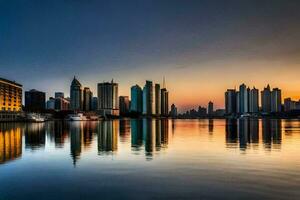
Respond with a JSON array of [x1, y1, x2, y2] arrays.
[[249, 87, 259, 113], [225, 89, 236, 115], [142, 81, 153, 115], [119, 96, 130, 116], [208, 101, 214, 116], [161, 88, 169, 116], [0, 77, 22, 112], [130, 85, 143, 114], [261, 84, 271, 113], [155, 84, 161, 115], [70, 77, 82, 111], [239, 84, 249, 114], [83, 87, 92, 111], [271, 88, 282, 113], [97, 80, 119, 116], [25, 89, 46, 112]]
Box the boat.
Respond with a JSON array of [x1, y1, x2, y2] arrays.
[[26, 113, 46, 122], [68, 113, 87, 121]]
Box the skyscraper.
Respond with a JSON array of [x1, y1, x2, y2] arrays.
[[155, 84, 161, 116], [91, 97, 98, 111], [46, 97, 55, 110], [170, 104, 178, 118], [239, 84, 249, 114], [208, 101, 214, 116], [271, 88, 282, 113], [225, 89, 237, 115], [70, 77, 82, 111], [83, 87, 92, 111], [142, 81, 153, 115], [261, 84, 271, 113], [249, 87, 259, 113], [97, 80, 119, 116], [130, 85, 143, 114], [161, 88, 169, 116], [119, 96, 130, 116], [25, 89, 46, 112]]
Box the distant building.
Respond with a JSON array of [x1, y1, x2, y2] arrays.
[[271, 88, 282, 113], [97, 80, 119, 116], [155, 84, 161, 115], [55, 97, 70, 111], [91, 97, 98, 111], [198, 106, 207, 117], [0, 77, 22, 112], [284, 98, 295, 112], [25, 89, 46, 112], [55, 92, 64, 99], [170, 104, 178, 118], [208, 101, 214, 116], [130, 85, 143, 114], [142, 81, 153, 115], [119, 96, 130, 116], [236, 91, 240, 113], [46, 97, 55, 110], [161, 88, 169, 116], [70, 77, 82, 111], [261, 84, 271, 113], [225, 89, 236, 115], [249, 87, 259, 113], [83, 87, 92, 111], [214, 109, 225, 117], [239, 84, 249, 114]]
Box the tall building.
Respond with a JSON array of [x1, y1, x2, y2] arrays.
[[161, 88, 169, 116], [46, 97, 55, 110], [142, 81, 153, 115], [239, 84, 249, 114], [170, 104, 178, 118], [0, 77, 22, 112], [119, 96, 130, 116], [249, 87, 259, 113], [155, 84, 161, 115], [91, 97, 98, 111], [236, 91, 240, 113], [55, 92, 64, 99], [130, 85, 143, 114], [55, 97, 70, 111], [97, 80, 119, 116], [83, 87, 92, 111], [70, 77, 82, 111], [261, 84, 271, 113], [25, 89, 46, 112], [208, 101, 214, 116], [271, 88, 282, 113], [225, 89, 236, 115]]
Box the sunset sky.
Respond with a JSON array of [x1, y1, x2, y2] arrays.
[[1, 0, 300, 112]]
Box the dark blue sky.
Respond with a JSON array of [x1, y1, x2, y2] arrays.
[[1, 0, 300, 109]]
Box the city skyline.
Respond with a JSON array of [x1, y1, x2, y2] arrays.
[[2, 0, 300, 112]]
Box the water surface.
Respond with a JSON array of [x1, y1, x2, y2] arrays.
[[1, 119, 300, 200]]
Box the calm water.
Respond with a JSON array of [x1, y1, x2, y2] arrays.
[[1, 119, 300, 200]]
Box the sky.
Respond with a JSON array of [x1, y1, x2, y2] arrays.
[[1, 0, 300, 112]]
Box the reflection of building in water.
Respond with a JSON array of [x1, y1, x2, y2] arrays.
[[131, 119, 143, 150], [54, 121, 69, 148], [238, 119, 249, 150], [225, 119, 238, 148], [226, 119, 259, 150], [262, 119, 282, 149], [155, 120, 161, 150], [83, 122, 96, 149], [208, 119, 214, 133], [160, 119, 169, 146], [0, 124, 22, 164], [25, 123, 46, 150], [143, 119, 154, 158], [119, 120, 130, 143], [70, 122, 82, 166], [98, 120, 118, 153]]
